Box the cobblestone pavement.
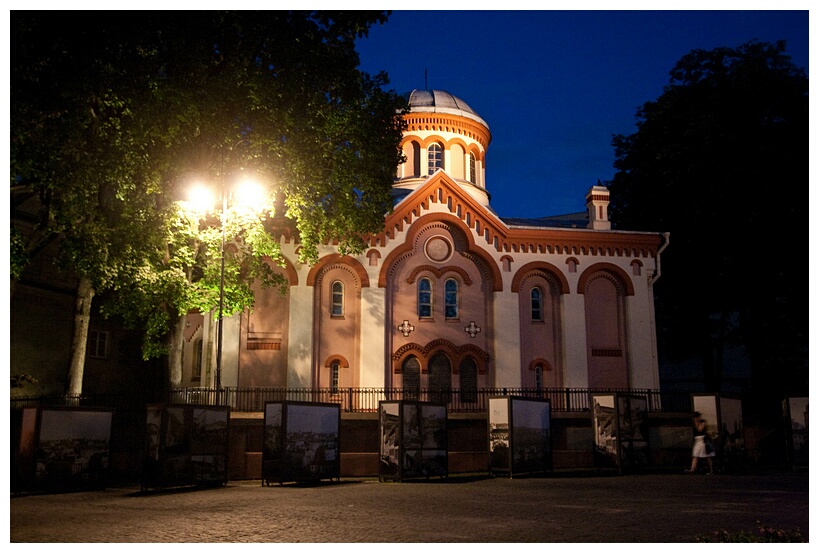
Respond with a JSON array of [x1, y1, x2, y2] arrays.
[[10, 471, 809, 543]]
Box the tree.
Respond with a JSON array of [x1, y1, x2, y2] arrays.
[[11, 11, 407, 393], [608, 40, 808, 408]]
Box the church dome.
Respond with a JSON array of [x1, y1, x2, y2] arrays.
[[402, 89, 489, 130]]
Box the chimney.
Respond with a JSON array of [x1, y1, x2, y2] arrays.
[[586, 185, 611, 230]]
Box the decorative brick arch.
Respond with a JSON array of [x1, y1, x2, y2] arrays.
[[576, 262, 635, 296], [528, 358, 554, 372], [511, 261, 571, 295], [390, 339, 489, 375], [266, 255, 299, 286], [307, 253, 370, 288], [324, 355, 350, 368], [405, 265, 473, 286], [379, 212, 502, 291]]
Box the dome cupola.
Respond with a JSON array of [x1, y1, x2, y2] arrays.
[[393, 89, 492, 208]]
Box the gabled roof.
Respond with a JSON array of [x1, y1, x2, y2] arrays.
[[373, 172, 663, 259]]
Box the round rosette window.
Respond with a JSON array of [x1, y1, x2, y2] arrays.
[[424, 236, 453, 263]]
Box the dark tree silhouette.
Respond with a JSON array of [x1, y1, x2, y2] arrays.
[[608, 40, 808, 416]]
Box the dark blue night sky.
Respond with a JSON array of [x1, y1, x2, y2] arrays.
[[356, 9, 809, 219]]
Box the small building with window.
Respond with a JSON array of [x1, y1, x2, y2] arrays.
[[182, 89, 669, 398]]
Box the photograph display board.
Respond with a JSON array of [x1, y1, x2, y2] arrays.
[[692, 394, 745, 470], [783, 397, 808, 469], [262, 401, 341, 485], [617, 395, 649, 470], [379, 400, 447, 481], [592, 394, 618, 468], [13, 406, 114, 492], [592, 394, 649, 472], [488, 396, 551, 477], [142, 404, 229, 491]]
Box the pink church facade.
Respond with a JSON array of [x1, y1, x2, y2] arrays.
[[180, 90, 669, 396]]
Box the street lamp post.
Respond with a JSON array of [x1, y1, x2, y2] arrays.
[[187, 177, 267, 407], [214, 187, 227, 406]]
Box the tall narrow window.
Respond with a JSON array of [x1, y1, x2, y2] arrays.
[[331, 281, 344, 316], [418, 278, 432, 318], [445, 278, 458, 319], [428, 143, 443, 174], [531, 288, 543, 321], [467, 153, 476, 184], [535, 364, 543, 390], [330, 361, 340, 393], [192, 338, 203, 381]]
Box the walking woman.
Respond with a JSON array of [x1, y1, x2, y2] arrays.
[[686, 411, 715, 474]]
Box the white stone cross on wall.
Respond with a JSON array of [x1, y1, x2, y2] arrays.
[[464, 321, 481, 338], [398, 320, 415, 337]]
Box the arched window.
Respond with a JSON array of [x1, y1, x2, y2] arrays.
[[467, 153, 476, 184], [535, 364, 543, 390], [330, 361, 340, 393], [402, 356, 421, 398], [428, 143, 443, 174], [331, 281, 344, 316], [192, 338, 203, 381], [418, 278, 433, 318], [429, 352, 452, 404], [531, 288, 543, 321], [445, 278, 458, 319], [402, 140, 421, 178], [459, 357, 478, 403]]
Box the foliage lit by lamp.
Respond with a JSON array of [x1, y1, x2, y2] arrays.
[[186, 178, 266, 405]]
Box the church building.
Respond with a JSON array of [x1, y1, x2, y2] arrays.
[[180, 89, 669, 397]]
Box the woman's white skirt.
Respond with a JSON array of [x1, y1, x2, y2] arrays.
[[692, 435, 715, 458]]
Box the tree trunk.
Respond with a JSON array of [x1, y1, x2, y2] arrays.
[[66, 276, 95, 396], [167, 312, 186, 388]]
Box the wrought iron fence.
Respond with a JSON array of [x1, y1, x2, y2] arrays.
[[11, 387, 693, 414], [163, 386, 693, 414]]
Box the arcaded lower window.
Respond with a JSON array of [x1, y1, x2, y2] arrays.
[[331, 281, 344, 316], [459, 357, 478, 403], [445, 278, 458, 319], [428, 143, 443, 174], [402, 356, 421, 397], [428, 352, 452, 404], [418, 278, 432, 318]]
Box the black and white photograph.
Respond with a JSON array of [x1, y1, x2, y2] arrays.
[[593, 394, 618, 467], [488, 397, 511, 470], [510, 397, 552, 474], [285, 403, 340, 480], [421, 404, 447, 450], [191, 407, 229, 455], [31, 408, 113, 490], [263, 401, 340, 484], [403, 402, 422, 449], [718, 396, 745, 461], [784, 397, 808, 468]]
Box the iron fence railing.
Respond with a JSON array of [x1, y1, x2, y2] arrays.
[[10, 387, 694, 414]]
